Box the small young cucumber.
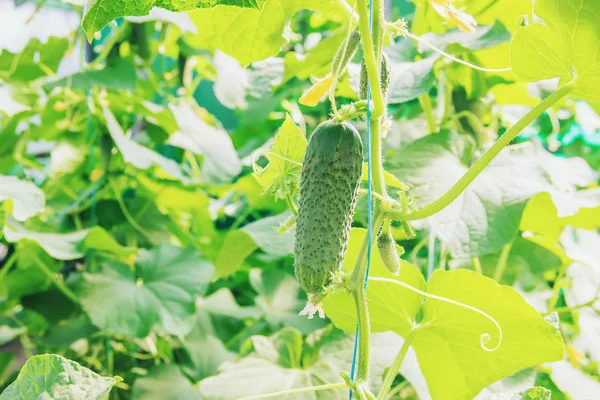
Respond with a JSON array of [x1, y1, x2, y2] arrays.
[[360, 52, 391, 100], [376, 229, 401, 275], [294, 120, 363, 295], [331, 30, 361, 76]]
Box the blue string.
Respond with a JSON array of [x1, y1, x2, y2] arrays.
[[349, 0, 374, 398]]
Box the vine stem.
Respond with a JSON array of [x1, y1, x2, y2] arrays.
[[385, 26, 512, 73], [388, 81, 576, 221], [351, 211, 386, 384], [376, 328, 418, 400], [335, 0, 359, 21], [32, 255, 79, 304], [356, 0, 385, 118], [348, 0, 388, 393], [237, 382, 348, 400], [492, 242, 513, 282]]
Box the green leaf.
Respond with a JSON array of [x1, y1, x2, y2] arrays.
[[521, 190, 600, 241], [422, 21, 511, 53], [240, 212, 295, 256], [103, 105, 195, 185], [198, 327, 349, 399], [520, 386, 552, 400], [78, 244, 214, 337], [510, 0, 600, 101], [0, 85, 29, 117], [83, 226, 136, 258], [283, 31, 346, 83], [387, 131, 595, 257], [386, 56, 437, 104], [325, 228, 564, 400], [213, 50, 249, 109], [3, 216, 88, 260], [253, 114, 306, 199], [0, 354, 120, 400], [214, 230, 258, 279], [177, 310, 237, 381], [0, 309, 47, 346], [0, 175, 44, 222], [131, 364, 200, 400], [187, 0, 348, 67], [249, 268, 326, 334], [45, 59, 137, 91], [167, 101, 242, 183], [82, 0, 261, 42], [324, 228, 426, 335], [0, 38, 68, 82]]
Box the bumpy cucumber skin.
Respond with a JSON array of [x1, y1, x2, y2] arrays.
[[294, 121, 363, 294], [360, 52, 391, 100], [377, 231, 401, 275]]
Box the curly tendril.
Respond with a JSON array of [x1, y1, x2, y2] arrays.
[[369, 277, 503, 352]]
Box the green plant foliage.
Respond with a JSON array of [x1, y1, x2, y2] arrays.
[[511, 0, 600, 101], [1, 0, 600, 399], [325, 229, 564, 400], [82, 0, 262, 41], [0, 354, 120, 399], [77, 244, 214, 337]]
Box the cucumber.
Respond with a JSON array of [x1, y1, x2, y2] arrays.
[[294, 120, 363, 295], [331, 30, 361, 76], [377, 230, 401, 275], [360, 52, 391, 100]]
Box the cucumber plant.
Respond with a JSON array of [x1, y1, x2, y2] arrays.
[[0, 0, 598, 399]]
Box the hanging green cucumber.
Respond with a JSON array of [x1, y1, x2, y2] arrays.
[[377, 230, 401, 275], [294, 120, 363, 303], [360, 52, 391, 100]]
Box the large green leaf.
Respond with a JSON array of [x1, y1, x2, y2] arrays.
[[0, 354, 120, 400], [510, 0, 600, 101], [387, 131, 595, 257], [324, 229, 564, 400], [82, 0, 262, 41], [187, 0, 349, 66], [78, 243, 214, 337]]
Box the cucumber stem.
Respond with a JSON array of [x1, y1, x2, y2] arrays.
[[351, 211, 386, 384], [350, 0, 388, 391], [356, 0, 385, 118], [376, 328, 418, 400], [388, 81, 576, 221]]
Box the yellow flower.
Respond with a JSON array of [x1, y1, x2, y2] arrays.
[[429, 0, 477, 33], [299, 74, 334, 107]]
